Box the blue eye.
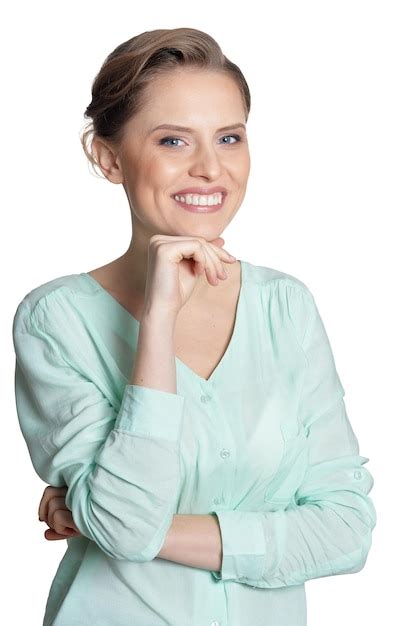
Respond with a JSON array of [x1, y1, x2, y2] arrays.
[[159, 137, 185, 147], [158, 134, 242, 147], [220, 134, 241, 144]]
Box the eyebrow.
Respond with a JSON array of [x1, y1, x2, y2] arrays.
[[149, 122, 246, 134]]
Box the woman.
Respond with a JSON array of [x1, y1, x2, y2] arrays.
[[13, 27, 376, 626]]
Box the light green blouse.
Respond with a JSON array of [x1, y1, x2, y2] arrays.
[[12, 260, 376, 626]]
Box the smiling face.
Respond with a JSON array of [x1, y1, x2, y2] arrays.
[[94, 68, 250, 242]]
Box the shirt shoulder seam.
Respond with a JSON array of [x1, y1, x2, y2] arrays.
[[14, 287, 76, 365]]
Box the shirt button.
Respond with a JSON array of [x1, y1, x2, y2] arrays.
[[210, 622, 220, 626], [354, 470, 362, 480], [200, 394, 211, 403], [220, 448, 230, 459], [213, 497, 221, 505]]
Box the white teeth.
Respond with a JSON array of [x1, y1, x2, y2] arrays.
[[173, 192, 223, 206]]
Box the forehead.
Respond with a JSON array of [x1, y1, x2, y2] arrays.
[[134, 69, 245, 131]]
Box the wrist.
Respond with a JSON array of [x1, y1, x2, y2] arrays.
[[141, 306, 178, 327]]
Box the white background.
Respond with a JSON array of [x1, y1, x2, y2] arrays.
[[2, 1, 416, 624]]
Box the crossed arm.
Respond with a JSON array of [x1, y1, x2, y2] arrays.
[[18, 287, 376, 587], [38, 485, 223, 572]]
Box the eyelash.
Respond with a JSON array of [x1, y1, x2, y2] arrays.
[[158, 134, 242, 147]]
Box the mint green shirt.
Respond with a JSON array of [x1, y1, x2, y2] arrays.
[[12, 260, 376, 626]]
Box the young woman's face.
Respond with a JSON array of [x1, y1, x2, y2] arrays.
[[106, 68, 250, 241]]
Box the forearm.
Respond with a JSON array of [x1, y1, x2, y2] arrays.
[[129, 311, 178, 393], [156, 514, 222, 571], [125, 296, 220, 567]]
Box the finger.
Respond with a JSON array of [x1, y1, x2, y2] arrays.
[[205, 241, 237, 279], [209, 237, 225, 247], [192, 245, 207, 276], [202, 244, 226, 284], [206, 240, 236, 264], [46, 496, 66, 530], [158, 237, 226, 282], [197, 240, 235, 282], [195, 243, 219, 285], [151, 234, 225, 246], [39, 486, 67, 521], [45, 528, 66, 541], [44, 528, 79, 541], [51, 508, 79, 535], [39, 486, 55, 521], [59, 509, 80, 533], [152, 234, 230, 259], [170, 239, 208, 277]]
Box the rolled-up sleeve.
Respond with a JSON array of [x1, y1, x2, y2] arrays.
[[210, 285, 377, 588], [13, 297, 185, 562]]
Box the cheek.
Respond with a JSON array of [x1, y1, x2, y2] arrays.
[[230, 152, 250, 182], [141, 155, 183, 188], [123, 148, 171, 179]]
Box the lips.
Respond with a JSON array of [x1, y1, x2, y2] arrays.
[[172, 192, 225, 213], [172, 186, 227, 196]]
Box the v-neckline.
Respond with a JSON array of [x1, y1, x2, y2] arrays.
[[79, 259, 246, 385]]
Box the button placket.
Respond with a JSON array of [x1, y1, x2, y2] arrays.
[[199, 381, 233, 511], [199, 379, 213, 405]]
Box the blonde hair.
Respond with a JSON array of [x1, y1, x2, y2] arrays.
[[80, 27, 251, 177]]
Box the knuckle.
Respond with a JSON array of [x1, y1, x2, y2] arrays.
[[148, 237, 159, 248], [149, 235, 165, 246]]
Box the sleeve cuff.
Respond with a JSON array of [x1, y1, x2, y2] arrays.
[[114, 384, 185, 441], [209, 510, 267, 583]]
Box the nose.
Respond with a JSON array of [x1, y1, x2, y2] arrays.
[[189, 143, 223, 180]]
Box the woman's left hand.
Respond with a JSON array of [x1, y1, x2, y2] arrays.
[[38, 485, 82, 541]]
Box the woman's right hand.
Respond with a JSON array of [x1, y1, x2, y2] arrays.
[[38, 485, 81, 541], [143, 235, 236, 318]]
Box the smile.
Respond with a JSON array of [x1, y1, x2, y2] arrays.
[[171, 192, 226, 213]]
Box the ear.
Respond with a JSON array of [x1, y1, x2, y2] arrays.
[[92, 136, 124, 184]]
